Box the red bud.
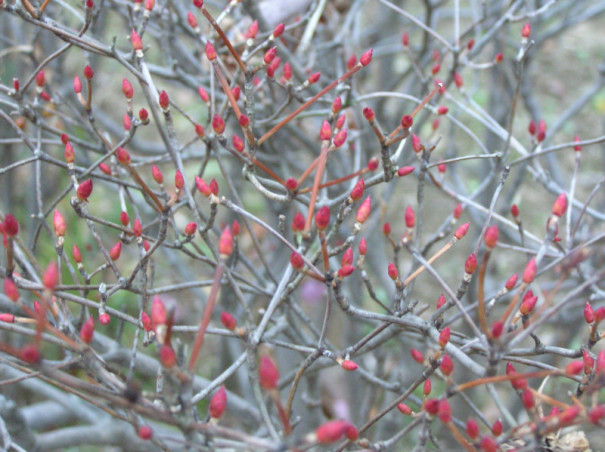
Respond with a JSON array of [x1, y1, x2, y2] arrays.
[[360, 48, 373, 66], [423, 378, 432, 396], [585, 302, 594, 323], [565, 360, 584, 375], [552, 193, 567, 217], [109, 242, 122, 261], [315, 206, 331, 230], [116, 147, 131, 165], [141, 312, 153, 332], [521, 22, 531, 38], [209, 385, 227, 419], [397, 403, 412, 415], [522, 257, 536, 284], [219, 226, 233, 258], [356, 196, 371, 224], [122, 78, 133, 99], [73, 75, 82, 93], [315, 420, 349, 443], [439, 326, 451, 348], [138, 425, 153, 440], [438, 399, 451, 423], [290, 251, 304, 270], [466, 418, 479, 439], [341, 360, 358, 371], [291, 212, 305, 232], [160, 344, 177, 367], [205, 41, 217, 61], [53, 210, 66, 237], [72, 245, 82, 263], [80, 317, 94, 344], [151, 296, 167, 326], [484, 225, 499, 249], [440, 354, 453, 376], [405, 205, 415, 228], [43, 261, 58, 290], [397, 166, 415, 177], [220, 311, 236, 330], [76, 179, 93, 201], [259, 355, 279, 389], [350, 179, 365, 201], [131, 30, 143, 51], [212, 114, 225, 134], [388, 262, 399, 281], [465, 253, 477, 274], [359, 238, 367, 255]]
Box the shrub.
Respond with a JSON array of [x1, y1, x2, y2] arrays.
[[1, 0, 604, 450]]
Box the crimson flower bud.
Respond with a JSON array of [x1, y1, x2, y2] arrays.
[[437, 105, 448, 115], [438, 399, 451, 423], [209, 385, 227, 419], [367, 157, 379, 170], [520, 295, 537, 315], [465, 254, 477, 274], [453, 203, 463, 219], [402, 32, 409, 47], [362, 107, 375, 121], [454, 72, 463, 88], [122, 78, 133, 99], [319, 119, 331, 141], [491, 419, 503, 436], [495, 52, 503, 63], [315, 420, 349, 443], [405, 205, 415, 228], [360, 48, 373, 66], [187, 11, 198, 29], [466, 418, 479, 439], [212, 114, 225, 134], [341, 248, 353, 266], [437, 294, 446, 309], [35, 70, 45, 87], [521, 388, 534, 409], [597, 350, 605, 373], [151, 296, 166, 326], [263, 47, 277, 65], [332, 96, 342, 114], [440, 354, 453, 376], [131, 30, 143, 52], [589, 405, 605, 424], [595, 306, 605, 323], [120, 211, 130, 227], [552, 193, 567, 217], [583, 350, 594, 374], [425, 398, 438, 414], [209, 178, 219, 195], [338, 265, 355, 278], [291, 212, 305, 232], [484, 225, 498, 249], [238, 114, 250, 128], [398, 403, 412, 415], [219, 226, 233, 258], [195, 177, 211, 197], [439, 326, 451, 348], [116, 147, 131, 165], [141, 312, 153, 332], [83, 65, 94, 80], [411, 134, 422, 152], [198, 86, 209, 102], [537, 119, 546, 142], [0, 313, 15, 323], [174, 170, 184, 190], [315, 206, 330, 230], [481, 436, 498, 452], [399, 113, 414, 129], [398, 166, 415, 177], [431, 63, 441, 75], [73, 75, 82, 94], [573, 135, 582, 152], [132, 218, 142, 237], [138, 108, 149, 122], [220, 312, 236, 330], [109, 242, 121, 261], [410, 348, 424, 364], [308, 72, 320, 84], [64, 142, 75, 163], [76, 179, 93, 201], [491, 321, 503, 339], [195, 124, 205, 138], [585, 302, 594, 323], [565, 360, 584, 375], [333, 128, 347, 148], [272, 23, 285, 38], [350, 179, 365, 201], [53, 210, 66, 237], [522, 257, 536, 284], [160, 344, 177, 367], [359, 238, 367, 255], [341, 360, 357, 371], [43, 261, 58, 290], [21, 345, 41, 364], [80, 317, 94, 344], [388, 262, 399, 281], [285, 178, 298, 191], [282, 63, 292, 81], [72, 245, 82, 263], [290, 251, 304, 270], [205, 41, 217, 61], [158, 90, 169, 110], [423, 378, 432, 396], [521, 22, 531, 38], [259, 355, 279, 389], [99, 312, 111, 325], [356, 196, 371, 224], [4, 278, 19, 302], [138, 425, 153, 440]]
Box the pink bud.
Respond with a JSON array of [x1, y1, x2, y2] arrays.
[[410, 348, 424, 364], [356, 196, 371, 224], [76, 179, 93, 201], [494, 52, 503, 63], [388, 263, 399, 281], [184, 222, 197, 236], [359, 238, 367, 255], [522, 258, 536, 284], [315, 206, 331, 230], [120, 211, 130, 227], [437, 106, 449, 115], [411, 134, 422, 153], [423, 378, 432, 396], [99, 312, 111, 325], [585, 302, 594, 323], [64, 143, 75, 163], [122, 78, 133, 99], [151, 296, 166, 326], [141, 312, 153, 332], [367, 157, 379, 170], [401, 114, 413, 129], [308, 72, 321, 84], [573, 135, 582, 152], [465, 254, 477, 274], [21, 345, 41, 364], [440, 354, 453, 376], [425, 398, 438, 414], [209, 385, 227, 419], [291, 212, 305, 232], [484, 225, 498, 249], [272, 23, 285, 38], [212, 114, 225, 134], [565, 360, 584, 375], [116, 147, 131, 165], [219, 226, 233, 258], [491, 321, 503, 339], [466, 418, 479, 439], [491, 419, 503, 436], [109, 242, 122, 261], [290, 251, 304, 270], [35, 70, 45, 87], [131, 30, 143, 51], [72, 245, 82, 263], [132, 218, 142, 237], [439, 326, 451, 348], [521, 22, 531, 38], [397, 166, 415, 177], [0, 313, 15, 323], [198, 86, 209, 103], [83, 65, 94, 80], [209, 178, 219, 195], [195, 177, 211, 197], [337, 265, 355, 278], [362, 107, 375, 121], [341, 360, 358, 371], [437, 294, 446, 309], [220, 312, 236, 330], [360, 48, 373, 66], [454, 72, 463, 88], [319, 120, 331, 141], [453, 203, 463, 219], [480, 436, 498, 452], [552, 193, 567, 217], [332, 128, 347, 148], [282, 62, 292, 81], [53, 210, 66, 237], [350, 179, 365, 201], [80, 317, 94, 344], [158, 90, 169, 110], [505, 274, 518, 291], [341, 248, 353, 266], [259, 355, 279, 389], [205, 41, 217, 61], [138, 425, 153, 440], [160, 344, 177, 367], [521, 388, 534, 409], [438, 399, 451, 423], [398, 403, 412, 415], [402, 32, 409, 47], [43, 261, 58, 290], [589, 405, 605, 424], [315, 420, 349, 443], [73, 76, 82, 94], [528, 120, 537, 136], [405, 205, 415, 228], [174, 170, 184, 190]]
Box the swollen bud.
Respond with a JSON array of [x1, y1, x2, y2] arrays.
[[259, 355, 279, 389], [209, 385, 227, 419], [219, 226, 233, 258]]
